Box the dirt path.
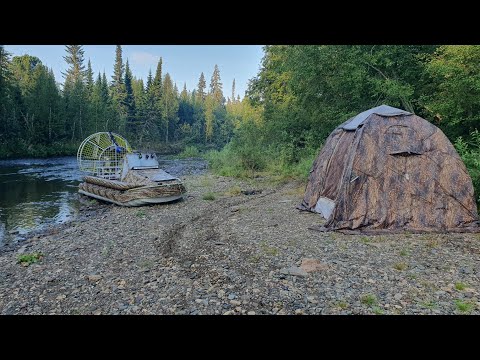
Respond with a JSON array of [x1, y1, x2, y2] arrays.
[[0, 173, 479, 315]]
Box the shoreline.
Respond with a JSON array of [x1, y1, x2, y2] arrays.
[[1, 172, 479, 315]]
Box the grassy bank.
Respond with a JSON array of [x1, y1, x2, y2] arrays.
[[174, 143, 318, 183]]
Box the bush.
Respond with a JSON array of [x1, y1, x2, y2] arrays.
[[202, 192, 216, 201], [454, 130, 480, 207], [17, 252, 44, 266], [177, 145, 201, 159]]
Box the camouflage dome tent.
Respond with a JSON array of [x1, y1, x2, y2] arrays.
[[299, 105, 479, 234]]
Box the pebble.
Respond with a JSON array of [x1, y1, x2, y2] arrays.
[[1, 173, 479, 316]]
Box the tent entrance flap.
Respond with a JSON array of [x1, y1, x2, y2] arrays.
[[314, 197, 335, 219]]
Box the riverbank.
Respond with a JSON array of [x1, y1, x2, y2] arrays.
[[1, 172, 479, 315]]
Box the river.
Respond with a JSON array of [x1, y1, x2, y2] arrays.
[[0, 156, 207, 247]]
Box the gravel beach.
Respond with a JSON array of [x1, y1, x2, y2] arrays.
[[1, 173, 479, 315]]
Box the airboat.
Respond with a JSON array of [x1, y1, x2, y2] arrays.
[[77, 132, 186, 206]]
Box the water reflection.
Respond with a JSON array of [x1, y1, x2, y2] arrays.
[[0, 156, 207, 247], [0, 157, 82, 246]]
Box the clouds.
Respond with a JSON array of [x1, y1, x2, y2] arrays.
[[130, 51, 160, 67]]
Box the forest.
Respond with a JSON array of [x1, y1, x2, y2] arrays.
[[1, 45, 480, 200], [0, 45, 244, 157]]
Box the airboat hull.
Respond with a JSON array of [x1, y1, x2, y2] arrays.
[[77, 132, 187, 207], [78, 189, 183, 206], [78, 173, 187, 207]]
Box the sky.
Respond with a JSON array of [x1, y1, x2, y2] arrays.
[[4, 45, 265, 99]]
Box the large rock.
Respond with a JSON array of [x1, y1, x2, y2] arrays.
[[86, 274, 102, 283], [279, 267, 308, 277]]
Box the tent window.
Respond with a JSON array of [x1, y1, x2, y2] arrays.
[[385, 125, 423, 155]]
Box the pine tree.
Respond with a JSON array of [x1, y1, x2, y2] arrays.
[[0, 46, 15, 142], [124, 60, 136, 135], [91, 73, 103, 132], [112, 45, 124, 89], [162, 73, 179, 143], [196, 72, 206, 103], [132, 77, 146, 139], [0, 46, 11, 97], [0, 46, 11, 112], [86, 59, 94, 97], [231, 78, 236, 103], [132, 78, 145, 107], [62, 45, 85, 84], [204, 94, 215, 142], [209, 64, 223, 104], [146, 69, 153, 92], [62, 46, 87, 140], [151, 57, 163, 100], [101, 72, 109, 100], [178, 82, 194, 136], [181, 83, 188, 101], [148, 58, 164, 137], [101, 72, 113, 131], [9, 55, 62, 145], [110, 45, 127, 133]]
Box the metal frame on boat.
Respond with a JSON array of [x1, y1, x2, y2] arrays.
[[77, 132, 186, 206]]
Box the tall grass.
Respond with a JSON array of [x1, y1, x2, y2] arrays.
[[177, 145, 202, 159], [206, 139, 318, 181]]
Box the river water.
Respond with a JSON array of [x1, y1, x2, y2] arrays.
[[0, 156, 207, 247]]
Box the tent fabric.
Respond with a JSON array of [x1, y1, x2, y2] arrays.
[[341, 104, 412, 130], [299, 105, 479, 233]]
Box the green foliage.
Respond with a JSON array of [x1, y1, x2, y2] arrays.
[[425, 46, 480, 139], [17, 252, 44, 266], [400, 249, 409, 256], [225, 185, 242, 196], [4, 43, 480, 177], [360, 294, 377, 306], [455, 130, 480, 207], [0, 46, 230, 159], [455, 299, 475, 313], [360, 236, 371, 244], [419, 300, 437, 309], [372, 306, 384, 315], [177, 145, 201, 158], [336, 301, 349, 310], [212, 45, 439, 182], [202, 192, 216, 201], [455, 282, 467, 291], [63, 45, 85, 83], [393, 262, 408, 271], [259, 241, 279, 256], [135, 210, 146, 217]]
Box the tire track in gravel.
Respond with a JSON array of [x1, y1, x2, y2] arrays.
[[158, 188, 279, 260]]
